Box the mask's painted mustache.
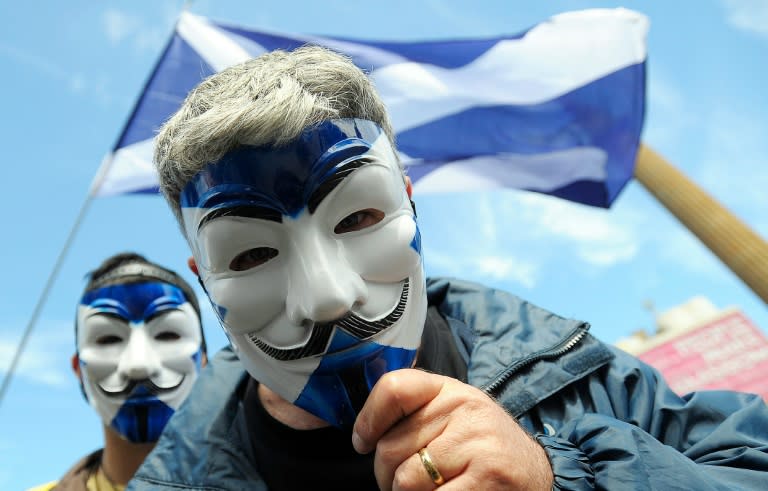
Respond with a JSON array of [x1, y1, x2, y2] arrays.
[[98, 376, 184, 397], [249, 279, 409, 361]]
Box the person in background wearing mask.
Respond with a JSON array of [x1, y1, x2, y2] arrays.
[[29, 252, 206, 491]]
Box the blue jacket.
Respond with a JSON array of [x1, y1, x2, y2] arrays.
[[129, 278, 768, 490]]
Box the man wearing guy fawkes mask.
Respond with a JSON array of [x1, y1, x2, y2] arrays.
[[131, 46, 768, 491], [29, 253, 206, 491]]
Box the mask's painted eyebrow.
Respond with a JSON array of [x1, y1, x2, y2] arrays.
[[89, 311, 127, 322], [307, 157, 372, 213], [145, 309, 178, 323], [199, 205, 283, 231]]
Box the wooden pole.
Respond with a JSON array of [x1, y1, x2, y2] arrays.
[[634, 144, 768, 304]]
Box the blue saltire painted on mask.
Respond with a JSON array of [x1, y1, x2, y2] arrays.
[[179, 118, 386, 218], [294, 329, 417, 427], [410, 216, 422, 255], [79, 282, 190, 324], [111, 385, 175, 443]]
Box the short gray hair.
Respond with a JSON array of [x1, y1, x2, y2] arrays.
[[154, 45, 397, 224]]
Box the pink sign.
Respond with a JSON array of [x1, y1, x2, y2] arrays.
[[638, 311, 768, 400]]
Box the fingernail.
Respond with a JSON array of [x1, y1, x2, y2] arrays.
[[352, 431, 366, 453]]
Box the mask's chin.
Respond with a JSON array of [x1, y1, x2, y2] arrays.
[[110, 396, 175, 443], [292, 335, 419, 427], [231, 315, 422, 427]]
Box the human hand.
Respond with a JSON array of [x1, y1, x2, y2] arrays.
[[352, 369, 554, 490]]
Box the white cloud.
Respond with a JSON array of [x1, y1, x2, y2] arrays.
[[696, 108, 768, 212], [0, 320, 74, 388], [656, 226, 725, 277], [424, 247, 540, 289], [0, 42, 80, 88], [103, 9, 140, 44], [475, 255, 538, 288], [512, 192, 641, 267], [644, 71, 694, 148], [721, 0, 768, 39], [423, 248, 475, 279], [580, 243, 639, 266], [647, 72, 685, 112], [0, 43, 114, 105], [419, 187, 643, 292], [422, 0, 495, 34], [0, 468, 9, 490], [101, 8, 175, 52], [68, 72, 86, 92], [639, 69, 767, 280]]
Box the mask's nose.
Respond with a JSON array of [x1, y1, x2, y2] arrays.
[[116, 327, 161, 381], [286, 232, 367, 325]]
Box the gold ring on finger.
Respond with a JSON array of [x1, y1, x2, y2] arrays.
[[418, 447, 445, 486]]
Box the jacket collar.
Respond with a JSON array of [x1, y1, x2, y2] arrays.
[[426, 277, 614, 416]]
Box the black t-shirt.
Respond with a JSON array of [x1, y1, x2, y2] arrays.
[[243, 306, 467, 490]]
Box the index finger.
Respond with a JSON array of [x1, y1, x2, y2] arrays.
[[352, 368, 446, 453]]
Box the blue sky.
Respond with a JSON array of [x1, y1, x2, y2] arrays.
[[1, 1, 766, 489]]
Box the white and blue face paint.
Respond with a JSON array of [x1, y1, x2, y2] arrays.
[[76, 282, 203, 442], [180, 118, 426, 427]]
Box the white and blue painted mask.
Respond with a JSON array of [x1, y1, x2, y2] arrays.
[[180, 118, 426, 427], [77, 281, 203, 442]]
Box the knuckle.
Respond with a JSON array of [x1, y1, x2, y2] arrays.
[[379, 372, 411, 412], [378, 370, 405, 394], [393, 470, 419, 491], [375, 440, 402, 467]]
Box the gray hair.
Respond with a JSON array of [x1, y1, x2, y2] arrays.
[[154, 45, 397, 224]]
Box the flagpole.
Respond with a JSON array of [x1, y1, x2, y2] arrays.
[[0, 192, 96, 407], [634, 144, 768, 304]]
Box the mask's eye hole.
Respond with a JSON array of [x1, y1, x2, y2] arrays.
[[96, 335, 123, 345], [154, 331, 181, 341], [334, 209, 384, 234], [230, 247, 279, 271]]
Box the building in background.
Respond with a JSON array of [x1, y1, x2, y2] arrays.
[[616, 297, 768, 400]]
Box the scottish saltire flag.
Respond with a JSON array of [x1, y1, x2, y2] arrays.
[[92, 8, 647, 208]]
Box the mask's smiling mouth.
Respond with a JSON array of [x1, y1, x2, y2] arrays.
[[97, 376, 185, 398], [247, 279, 409, 361]]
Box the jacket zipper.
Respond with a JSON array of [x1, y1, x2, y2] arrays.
[[481, 323, 590, 397]]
